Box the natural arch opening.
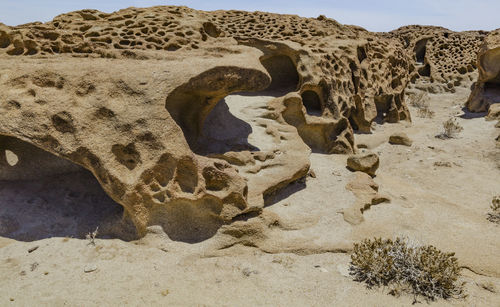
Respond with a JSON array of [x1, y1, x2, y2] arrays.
[[0, 135, 137, 241], [195, 97, 260, 155], [374, 94, 393, 123], [414, 38, 429, 64], [165, 66, 270, 153], [301, 90, 322, 116], [260, 54, 299, 93]]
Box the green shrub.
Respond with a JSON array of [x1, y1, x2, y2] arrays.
[[350, 237, 465, 303]]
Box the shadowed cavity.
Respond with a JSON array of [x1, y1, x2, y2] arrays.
[[0, 135, 137, 241]]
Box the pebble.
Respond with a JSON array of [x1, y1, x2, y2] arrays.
[[84, 264, 98, 273]]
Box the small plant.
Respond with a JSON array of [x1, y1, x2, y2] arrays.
[[417, 106, 435, 119], [408, 92, 428, 109], [437, 118, 463, 139], [86, 227, 99, 246], [487, 196, 500, 224], [350, 237, 465, 303], [408, 92, 434, 118]]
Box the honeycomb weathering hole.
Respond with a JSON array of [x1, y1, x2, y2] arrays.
[[260, 54, 299, 93], [301, 90, 322, 116], [414, 38, 429, 64], [0, 135, 137, 241]]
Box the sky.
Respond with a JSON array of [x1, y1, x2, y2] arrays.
[[0, 0, 498, 32]]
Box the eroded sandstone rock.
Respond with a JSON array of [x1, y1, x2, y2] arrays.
[[0, 6, 416, 240], [486, 104, 500, 121], [347, 151, 380, 176], [392, 26, 487, 93], [389, 132, 412, 146], [466, 29, 500, 113]]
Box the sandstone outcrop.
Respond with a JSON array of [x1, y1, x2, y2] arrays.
[[466, 29, 500, 113], [0, 6, 419, 240], [346, 151, 379, 176], [391, 26, 487, 93]]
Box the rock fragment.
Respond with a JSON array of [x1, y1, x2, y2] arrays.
[[389, 132, 412, 146], [347, 151, 380, 176]]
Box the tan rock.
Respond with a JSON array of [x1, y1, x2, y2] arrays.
[[466, 29, 500, 112], [343, 172, 390, 224], [392, 26, 486, 92], [0, 6, 414, 240], [347, 151, 380, 176], [486, 103, 500, 121], [388, 132, 412, 146]]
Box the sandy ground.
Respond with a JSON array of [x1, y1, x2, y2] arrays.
[[0, 87, 499, 306]]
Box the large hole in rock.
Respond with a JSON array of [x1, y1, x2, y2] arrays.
[[260, 54, 299, 94], [192, 55, 300, 155], [418, 64, 431, 77], [195, 97, 260, 155], [301, 90, 322, 116], [0, 135, 137, 241], [414, 38, 429, 64], [373, 94, 393, 123]]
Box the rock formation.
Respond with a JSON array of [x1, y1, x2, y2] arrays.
[[346, 151, 379, 176], [391, 25, 487, 93], [0, 6, 496, 241], [466, 29, 500, 113], [388, 132, 412, 146]]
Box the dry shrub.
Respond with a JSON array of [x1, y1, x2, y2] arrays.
[[86, 227, 99, 245], [417, 107, 435, 119], [439, 118, 463, 138], [408, 92, 434, 118], [487, 196, 500, 224], [350, 237, 465, 303]]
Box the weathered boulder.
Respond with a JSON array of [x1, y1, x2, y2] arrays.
[[347, 151, 380, 176], [466, 29, 500, 113], [486, 103, 500, 121], [389, 132, 413, 146]]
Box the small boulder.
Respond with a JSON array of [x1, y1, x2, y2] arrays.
[[347, 151, 379, 176], [389, 132, 412, 146], [486, 104, 500, 121]]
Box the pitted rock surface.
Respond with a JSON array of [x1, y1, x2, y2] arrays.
[[1, 6, 494, 241]]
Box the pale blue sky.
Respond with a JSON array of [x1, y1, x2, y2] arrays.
[[0, 1, 498, 32]]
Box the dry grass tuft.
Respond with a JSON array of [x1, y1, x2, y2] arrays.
[[350, 237, 465, 303], [408, 92, 435, 118], [436, 118, 463, 139], [86, 227, 99, 246], [487, 196, 500, 224]]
